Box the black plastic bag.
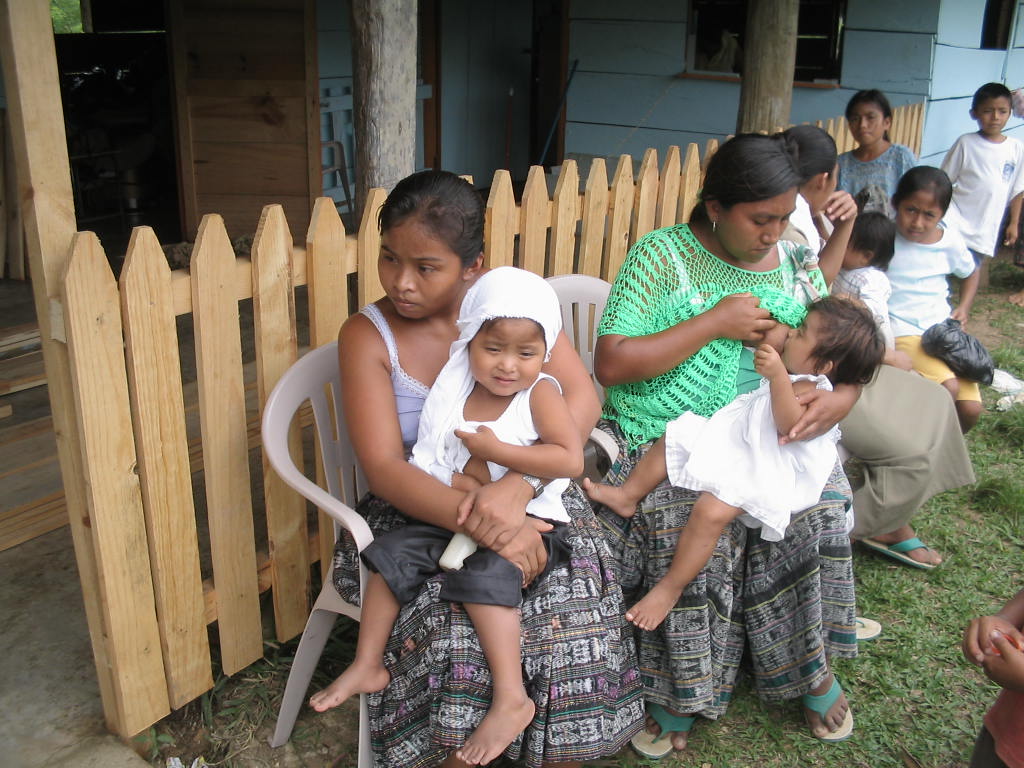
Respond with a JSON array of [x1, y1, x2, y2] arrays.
[[921, 318, 994, 385]]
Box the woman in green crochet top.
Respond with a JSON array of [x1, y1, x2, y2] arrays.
[[593, 133, 861, 757]]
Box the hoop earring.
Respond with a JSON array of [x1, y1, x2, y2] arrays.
[[712, 220, 717, 233]]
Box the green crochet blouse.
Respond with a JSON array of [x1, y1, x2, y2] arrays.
[[599, 223, 828, 450]]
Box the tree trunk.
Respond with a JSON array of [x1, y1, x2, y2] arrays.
[[736, 0, 799, 134], [351, 0, 418, 216]]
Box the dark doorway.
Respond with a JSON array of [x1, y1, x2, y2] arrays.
[[531, 0, 569, 169]]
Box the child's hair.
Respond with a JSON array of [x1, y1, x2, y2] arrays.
[[782, 124, 837, 183], [478, 316, 546, 350], [804, 296, 884, 386], [848, 212, 896, 270], [845, 89, 893, 142], [891, 166, 953, 213], [378, 170, 484, 267], [972, 82, 1013, 111], [697, 133, 802, 216]]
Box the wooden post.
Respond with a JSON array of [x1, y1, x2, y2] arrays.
[[0, 0, 123, 732], [736, 0, 798, 134], [351, 0, 417, 214]]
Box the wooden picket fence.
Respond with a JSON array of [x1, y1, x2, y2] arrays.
[[58, 103, 924, 738]]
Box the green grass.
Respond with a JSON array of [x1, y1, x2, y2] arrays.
[[147, 276, 1024, 768]]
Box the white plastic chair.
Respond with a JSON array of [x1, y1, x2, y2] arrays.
[[546, 274, 618, 464], [261, 340, 373, 767]]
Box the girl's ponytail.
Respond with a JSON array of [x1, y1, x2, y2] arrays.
[[781, 125, 837, 183]]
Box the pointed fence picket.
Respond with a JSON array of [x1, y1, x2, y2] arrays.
[[57, 99, 925, 738]]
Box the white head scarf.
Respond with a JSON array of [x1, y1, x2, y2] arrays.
[[410, 267, 562, 483]]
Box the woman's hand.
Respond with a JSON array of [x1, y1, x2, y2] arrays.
[[706, 293, 777, 343], [778, 386, 856, 444], [456, 472, 532, 549], [822, 190, 858, 224], [494, 517, 553, 586], [963, 613, 1024, 665]]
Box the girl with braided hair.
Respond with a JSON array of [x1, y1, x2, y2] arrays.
[[592, 132, 862, 757]]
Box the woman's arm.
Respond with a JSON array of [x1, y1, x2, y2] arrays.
[[543, 330, 601, 441], [595, 293, 776, 386], [338, 313, 464, 530], [455, 379, 584, 479]]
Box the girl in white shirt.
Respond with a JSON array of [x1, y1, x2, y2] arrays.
[[887, 166, 981, 432]]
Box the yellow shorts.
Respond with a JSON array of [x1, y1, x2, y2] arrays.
[[895, 335, 982, 402]]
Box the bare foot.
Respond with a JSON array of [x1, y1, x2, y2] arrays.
[[308, 662, 390, 712], [868, 525, 942, 566], [1010, 290, 1024, 307], [625, 581, 683, 631], [456, 693, 535, 765], [804, 674, 850, 739], [643, 713, 690, 752], [582, 477, 639, 519]]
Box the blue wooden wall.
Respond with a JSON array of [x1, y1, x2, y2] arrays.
[[562, 0, 1024, 170]]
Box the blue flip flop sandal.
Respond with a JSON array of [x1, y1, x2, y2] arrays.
[[631, 702, 696, 759], [861, 536, 938, 570], [802, 677, 853, 742]]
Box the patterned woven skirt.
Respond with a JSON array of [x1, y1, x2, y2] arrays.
[[595, 420, 857, 720], [332, 482, 644, 767]]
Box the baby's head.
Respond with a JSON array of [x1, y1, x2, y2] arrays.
[[468, 316, 547, 397], [456, 266, 562, 398], [782, 296, 884, 385], [842, 211, 896, 272]]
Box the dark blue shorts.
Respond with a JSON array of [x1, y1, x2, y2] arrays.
[[361, 519, 571, 608]]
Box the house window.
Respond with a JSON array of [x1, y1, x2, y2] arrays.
[[688, 0, 847, 83], [981, 0, 1014, 49]]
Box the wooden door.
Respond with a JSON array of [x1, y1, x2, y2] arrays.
[[169, 0, 319, 241]]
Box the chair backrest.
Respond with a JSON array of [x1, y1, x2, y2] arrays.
[[261, 341, 372, 551], [546, 274, 612, 401]]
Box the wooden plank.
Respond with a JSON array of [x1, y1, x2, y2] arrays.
[[356, 187, 386, 307], [603, 155, 633, 282], [0, 350, 45, 394], [702, 138, 718, 176], [188, 85, 309, 144], [549, 160, 579, 276], [183, 8, 306, 81], [485, 169, 516, 268], [678, 143, 702, 224], [252, 204, 309, 642], [0, 403, 10, 420], [0, 321, 40, 358], [0, 108, 6, 278], [0, 492, 66, 552], [518, 165, 549, 275], [306, 197, 349, 574], [120, 227, 213, 708], [62, 231, 170, 733], [193, 142, 310, 197], [166, 0, 199, 240], [190, 214, 263, 676], [656, 145, 681, 229], [631, 148, 658, 247], [578, 158, 608, 279]]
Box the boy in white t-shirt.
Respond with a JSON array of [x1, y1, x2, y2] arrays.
[[941, 82, 1024, 299]]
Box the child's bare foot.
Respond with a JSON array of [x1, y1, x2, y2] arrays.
[[1010, 290, 1024, 307], [625, 581, 684, 631], [456, 692, 535, 765], [308, 662, 390, 712], [582, 477, 639, 519]]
